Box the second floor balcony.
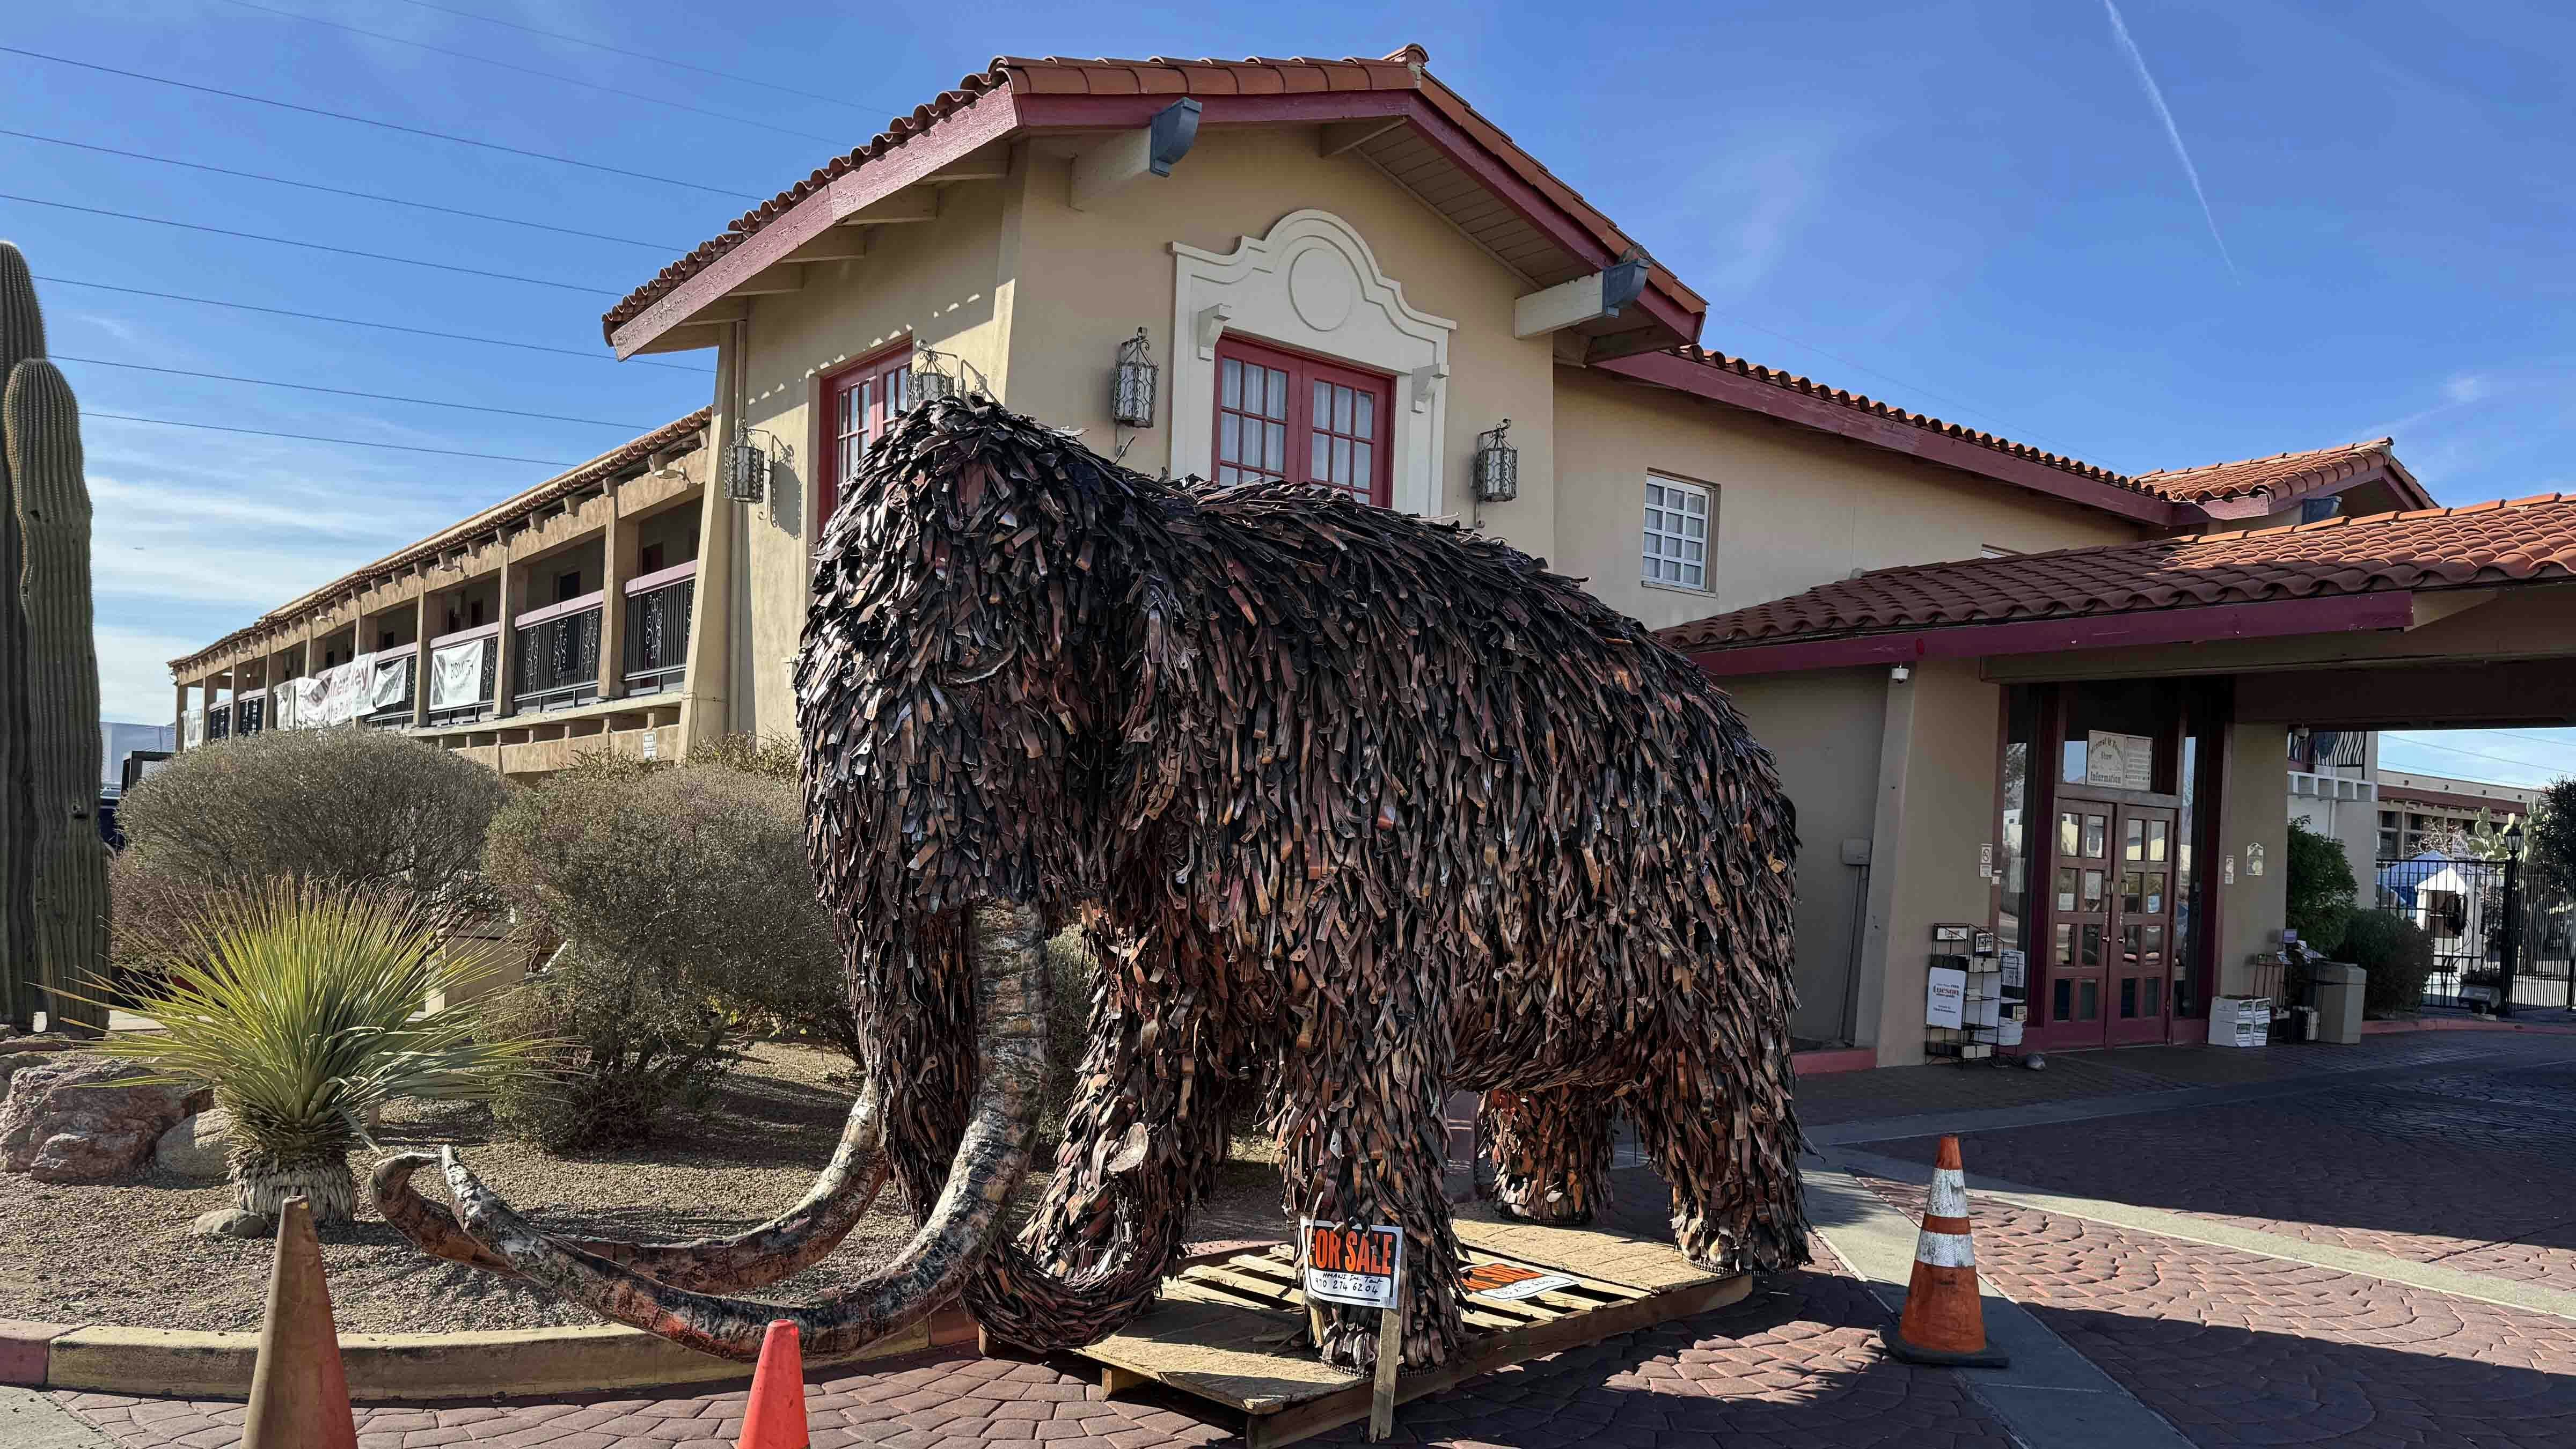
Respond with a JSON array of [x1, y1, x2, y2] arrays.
[[513, 591, 604, 715], [622, 561, 695, 698]]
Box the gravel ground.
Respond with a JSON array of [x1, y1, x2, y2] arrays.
[[0, 1042, 1292, 1334]]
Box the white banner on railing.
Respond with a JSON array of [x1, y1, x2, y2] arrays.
[[365, 654, 410, 713], [270, 680, 297, 731], [184, 707, 204, 748], [428, 637, 488, 712], [316, 654, 371, 727], [292, 674, 330, 728]]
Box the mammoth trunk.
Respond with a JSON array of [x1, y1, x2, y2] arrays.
[[425, 899, 1053, 1362]]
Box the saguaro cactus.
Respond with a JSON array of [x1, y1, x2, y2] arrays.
[[0, 243, 107, 1033]]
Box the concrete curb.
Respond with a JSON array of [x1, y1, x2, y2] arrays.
[[1, 1308, 978, 1402], [2362, 1015, 2576, 1037]]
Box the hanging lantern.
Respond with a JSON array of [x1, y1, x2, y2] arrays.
[[722, 438, 767, 503], [1474, 419, 1519, 503], [1111, 327, 1159, 428], [909, 345, 958, 406]]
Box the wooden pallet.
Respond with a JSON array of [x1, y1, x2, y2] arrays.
[[1073, 1205, 1753, 1447]]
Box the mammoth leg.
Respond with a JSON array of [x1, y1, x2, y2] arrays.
[[374, 1072, 890, 1292], [965, 914, 1243, 1350], [1624, 1037, 1809, 1276], [1278, 910, 1463, 1372], [1479, 1087, 1614, 1226]]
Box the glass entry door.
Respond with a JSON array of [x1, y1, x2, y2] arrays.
[[2046, 799, 2179, 1047]]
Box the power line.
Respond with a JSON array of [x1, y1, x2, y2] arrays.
[[0, 128, 683, 251], [377, 0, 907, 118], [31, 275, 711, 372], [0, 193, 620, 295], [57, 355, 652, 429], [87, 411, 577, 465], [2380, 734, 2568, 777], [210, 0, 842, 144], [0, 45, 760, 200]]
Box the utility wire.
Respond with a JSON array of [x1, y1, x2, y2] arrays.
[[0, 193, 621, 295], [57, 355, 652, 429], [2379, 734, 2566, 778], [210, 0, 843, 144], [0, 45, 762, 200], [0, 128, 684, 251], [31, 275, 712, 372], [377, 0, 908, 118], [87, 412, 577, 465]]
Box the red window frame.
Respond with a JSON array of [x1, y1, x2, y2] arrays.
[[1211, 336, 1392, 506], [819, 340, 916, 528]]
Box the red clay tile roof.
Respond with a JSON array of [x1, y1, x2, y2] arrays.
[[2134, 437, 2409, 505], [601, 45, 1702, 339], [1653, 346, 2157, 497], [170, 410, 712, 675], [1656, 493, 2576, 654]]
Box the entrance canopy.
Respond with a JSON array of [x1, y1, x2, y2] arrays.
[[1662, 492, 2576, 728]]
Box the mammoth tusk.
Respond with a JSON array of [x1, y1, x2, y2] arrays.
[[437, 899, 1053, 1361], [374, 1073, 892, 1294]]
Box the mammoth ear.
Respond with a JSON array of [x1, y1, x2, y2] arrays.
[[1113, 569, 1200, 829]]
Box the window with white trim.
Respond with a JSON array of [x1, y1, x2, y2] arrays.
[[1642, 477, 1711, 589]]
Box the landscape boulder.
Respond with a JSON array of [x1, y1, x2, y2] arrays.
[[0, 1052, 209, 1183], [189, 1207, 274, 1240], [156, 1107, 236, 1180]]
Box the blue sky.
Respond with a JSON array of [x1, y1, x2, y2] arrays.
[[6, 0, 2572, 787]]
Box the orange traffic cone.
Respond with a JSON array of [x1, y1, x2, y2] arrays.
[[1881, 1136, 2010, 1368], [736, 1319, 810, 1449], [241, 1196, 359, 1449]]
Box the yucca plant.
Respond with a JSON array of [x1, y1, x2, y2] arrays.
[[86, 884, 545, 1223]]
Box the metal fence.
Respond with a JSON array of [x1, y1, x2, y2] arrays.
[[2375, 851, 2573, 1012]]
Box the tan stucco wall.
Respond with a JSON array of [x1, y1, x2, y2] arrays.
[[1004, 127, 1561, 556], [1550, 367, 2148, 634], [727, 177, 1018, 734], [1865, 658, 2003, 1064], [2215, 721, 2289, 999], [1721, 669, 1887, 1044]]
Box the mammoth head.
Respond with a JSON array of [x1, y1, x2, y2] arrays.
[[794, 393, 1198, 925]]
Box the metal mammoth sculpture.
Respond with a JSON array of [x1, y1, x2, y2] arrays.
[[380, 397, 1808, 1371]]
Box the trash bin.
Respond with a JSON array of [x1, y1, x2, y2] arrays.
[[2312, 961, 2366, 1044]]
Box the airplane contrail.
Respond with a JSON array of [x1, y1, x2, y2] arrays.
[[2102, 0, 2239, 279]]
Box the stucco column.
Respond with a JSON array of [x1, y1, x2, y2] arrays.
[[597, 489, 630, 702], [492, 547, 524, 720], [2214, 720, 2290, 1000], [677, 326, 741, 751], [411, 590, 434, 727], [172, 679, 188, 750], [1853, 668, 1916, 1054]]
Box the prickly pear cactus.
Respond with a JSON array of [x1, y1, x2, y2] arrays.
[[0, 243, 107, 1033]]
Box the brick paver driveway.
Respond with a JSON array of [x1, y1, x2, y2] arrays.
[[49, 1028, 2576, 1448]]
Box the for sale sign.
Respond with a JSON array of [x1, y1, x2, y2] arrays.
[[1301, 1221, 1405, 1309]]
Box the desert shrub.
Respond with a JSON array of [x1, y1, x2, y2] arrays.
[[115, 728, 509, 945], [482, 945, 740, 1150], [89, 884, 539, 1221], [2285, 819, 2358, 957], [689, 731, 801, 782], [2343, 909, 2436, 1017], [482, 761, 853, 1145]]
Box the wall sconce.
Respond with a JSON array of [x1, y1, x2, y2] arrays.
[[1474, 419, 1519, 503], [1111, 327, 1159, 428], [722, 439, 769, 503], [909, 344, 960, 406]]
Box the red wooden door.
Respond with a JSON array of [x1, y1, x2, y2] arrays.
[[2105, 804, 2179, 1045]]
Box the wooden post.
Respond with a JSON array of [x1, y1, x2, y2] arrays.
[[1369, 1280, 1402, 1441], [171, 678, 187, 750]]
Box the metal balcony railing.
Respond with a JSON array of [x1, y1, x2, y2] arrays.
[[205, 707, 231, 741], [362, 646, 419, 728], [622, 561, 696, 697], [424, 624, 500, 726], [235, 696, 264, 736], [512, 593, 603, 715]]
